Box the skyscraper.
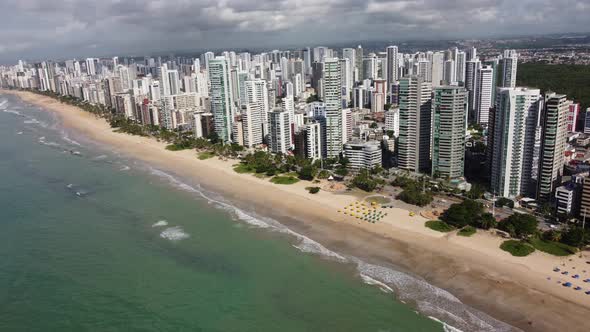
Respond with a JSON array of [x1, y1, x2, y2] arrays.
[[489, 88, 542, 198], [269, 108, 292, 154], [244, 79, 270, 138], [342, 48, 356, 84], [455, 51, 466, 84], [398, 76, 433, 173], [85, 58, 97, 76], [323, 58, 343, 158], [567, 102, 580, 132], [240, 104, 263, 148], [475, 65, 494, 125], [464, 59, 480, 121], [430, 52, 444, 88], [443, 60, 456, 86], [536, 93, 570, 203], [431, 86, 468, 179], [501, 50, 518, 88], [208, 57, 235, 142], [386, 46, 398, 102], [355, 45, 364, 81]]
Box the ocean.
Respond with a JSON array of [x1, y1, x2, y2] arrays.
[[0, 93, 508, 331]]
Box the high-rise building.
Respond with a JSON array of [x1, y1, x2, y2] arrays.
[[269, 108, 292, 154], [501, 50, 518, 88], [240, 104, 263, 148], [567, 102, 580, 132], [443, 60, 456, 86], [585, 108, 590, 134], [342, 47, 356, 83], [431, 86, 468, 179], [386, 46, 398, 101], [536, 93, 570, 203], [362, 55, 377, 80], [244, 79, 270, 138], [455, 51, 466, 84], [300, 122, 323, 160], [355, 45, 364, 81], [384, 108, 400, 137], [398, 76, 433, 173], [464, 59, 480, 120], [85, 58, 97, 76], [208, 57, 235, 142], [340, 58, 352, 104], [475, 65, 494, 125], [489, 88, 541, 198], [323, 58, 343, 158], [343, 141, 382, 171], [430, 52, 444, 88]]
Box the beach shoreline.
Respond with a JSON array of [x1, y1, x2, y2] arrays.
[[4, 89, 590, 332]]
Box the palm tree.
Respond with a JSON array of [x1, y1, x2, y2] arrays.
[[550, 231, 562, 243]]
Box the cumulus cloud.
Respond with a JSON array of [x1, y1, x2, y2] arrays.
[[0, 0, 588, 62]]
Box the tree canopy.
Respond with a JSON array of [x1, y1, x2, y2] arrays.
[[498, 213, 539, 239]]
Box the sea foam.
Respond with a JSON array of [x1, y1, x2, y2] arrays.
[[160, 226, 190, 241], [152, 220, 169, 227]]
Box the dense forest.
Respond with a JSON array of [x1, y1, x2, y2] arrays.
[[516, 63, 590, 111]]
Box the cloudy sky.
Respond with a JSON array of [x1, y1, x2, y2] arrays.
[[0, 0, 588, 63]]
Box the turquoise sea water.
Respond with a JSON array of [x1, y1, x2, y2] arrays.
[[0, 94, 448, 331]]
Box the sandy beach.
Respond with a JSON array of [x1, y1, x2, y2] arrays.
[[4, 90, 590, 332]]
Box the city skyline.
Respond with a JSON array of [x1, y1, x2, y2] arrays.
[[1, 0, 590, 63]]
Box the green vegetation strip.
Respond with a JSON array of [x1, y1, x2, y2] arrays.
[[270, 176, 300, 185], [233, 164, 254, 174], [500, 240, 535, 257], [306, 187, 320, 194], [528, 238, 576, 257], [198, 151, 215, 160], [457, 226, 476, 237], [425, 220, 455, 233]]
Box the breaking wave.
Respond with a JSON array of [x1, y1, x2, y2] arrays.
[[144, 166, 517, 332], [160, 226, 190, 241], [152, 220, 169, 227]]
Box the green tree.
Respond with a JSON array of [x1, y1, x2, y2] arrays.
[[466, 184, 485, 199], [499, 213, 539, 239], [560, 227, 587, 248], [495, 197, 514, 208], [352, 169, 379, 192], [476, 213, 498, 230], [441, 199, 484, 228], [298, 165, 316, 181]]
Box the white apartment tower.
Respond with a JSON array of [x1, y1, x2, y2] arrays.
[[475, 65, 494, 125], [398, 76, 433, 173], [241, 105, 264, 148], [501, 50, 518, 88], [537, 93, 570, 203], [431, 86, 468, 179], [323, 58, 343, 158], [208, 57, 235, 142], [386, 46, 398, 101], [489, 88, 541, 198], [269, 108, 292, 154]]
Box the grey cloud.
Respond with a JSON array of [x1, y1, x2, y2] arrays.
[[0, 0, 588, 62]]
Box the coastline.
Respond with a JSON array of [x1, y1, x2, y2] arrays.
[[4, 89, 590, 332]]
